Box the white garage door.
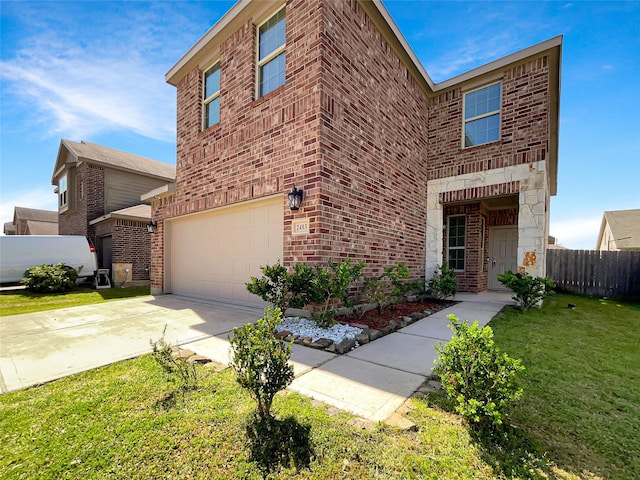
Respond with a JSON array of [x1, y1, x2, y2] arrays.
[[167, 197, 283, 307]]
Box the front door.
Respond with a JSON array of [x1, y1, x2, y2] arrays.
[[488, 226, 517, 290]]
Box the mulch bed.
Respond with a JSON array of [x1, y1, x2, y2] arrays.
[[336, 299, 456, 330]]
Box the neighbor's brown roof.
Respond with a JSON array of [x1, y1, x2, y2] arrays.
[[52, 140, 175, 183], [13, 206, 58, 223], [25, 220, 59, 235], [89, 204, 151, 225]]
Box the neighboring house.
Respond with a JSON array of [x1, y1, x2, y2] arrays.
[[51, 140, 175, 284], [3, 222, 16, 235], [6, 207, 58, 235], [596, 209, 640, 251], [147, 0, 561, 305]]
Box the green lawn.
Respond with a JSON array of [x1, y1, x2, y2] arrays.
[[0, 285, 150, 316], [0, 293, 638, 479], [489, 294, 640, 480]]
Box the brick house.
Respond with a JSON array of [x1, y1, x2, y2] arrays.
[[148, 0, 561, 305], [52, 140, 175, 284]]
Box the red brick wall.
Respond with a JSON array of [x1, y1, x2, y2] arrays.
[[153, 0, 326, 291], [313, 0, 430, 280], [112, 219, 151, 281], [427, 55, 551, 182], [58, 163, 105, 244]]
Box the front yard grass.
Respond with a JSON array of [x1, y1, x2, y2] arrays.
[[0, 285, 150, 316], [0, 293, 637, 479], [488, 294, 640, 480]]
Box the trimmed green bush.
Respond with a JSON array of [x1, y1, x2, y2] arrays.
[[497, 270, 555, 311], [21, 262, 78, 293], [246, 261, 314, 312], [229, 307, 294, 420], [427, 263, 457, 299], [434, 314, 524, 428], [309, 258, 365, 327]]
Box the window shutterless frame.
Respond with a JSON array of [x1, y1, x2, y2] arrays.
[[447, 215, 466, 271], [462, 82, 501, 148], [59, 173, 68, 208], [203, 62, 221, 129], [256, 7, 286, 98]]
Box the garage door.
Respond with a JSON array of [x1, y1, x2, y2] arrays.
[[167, 197, 283, 307]]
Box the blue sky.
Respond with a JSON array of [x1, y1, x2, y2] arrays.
[[1, 0, 638, 249]]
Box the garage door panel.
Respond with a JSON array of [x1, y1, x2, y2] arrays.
[[169, 198, 283, 307]]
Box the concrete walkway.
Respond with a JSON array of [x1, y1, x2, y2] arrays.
[[0, 292, 512, 422]]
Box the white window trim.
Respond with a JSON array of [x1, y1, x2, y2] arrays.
[[203, 62, 221, 129], [447, 214, 466, 272], [59, 173, 68, 208], [462, 81, 501, 148], [480, 216, 486, 272], [256, 7, 286, 98]]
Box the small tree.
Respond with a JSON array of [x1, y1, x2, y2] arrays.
[[246, 261, 314, 312], [21, 263, 78, 293], [427, 263, 457, 299], [434, 314, 524, 428], [497, 270, 555, 311], [309, 259, 365, 327], [229, 307, 294, 420]]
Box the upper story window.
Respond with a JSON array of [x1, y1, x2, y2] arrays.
[[447, 215, 466, 271], [59, 174, 68, 208], [257, 8, 286, 98], [463, 82, 501, 147], [203, 62, 221, 129]]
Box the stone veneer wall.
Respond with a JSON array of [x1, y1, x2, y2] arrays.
[[427, 161, 549, 280]]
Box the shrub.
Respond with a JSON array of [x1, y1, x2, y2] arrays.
[[21, 262, 78, 293], [384, 263, 424, 303], [229, 307, 294, 420], [427, 263, 457, 299], [497, 270, 555, 311], [309, 259, 365, 327], [362, 263, 424, 314], [246, 261, 314, 312], [150, 325, 198, 390], [361, 275, 390, 314], [434, 314, 524, 428]]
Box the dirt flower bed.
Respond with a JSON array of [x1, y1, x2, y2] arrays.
[[336, 299, 456, 330]]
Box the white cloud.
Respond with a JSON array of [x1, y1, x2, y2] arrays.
[[550, 217, 602, 250], [0, 5, 179, 143], [0, 187, 58, 229], [426, 34, 517, 81]]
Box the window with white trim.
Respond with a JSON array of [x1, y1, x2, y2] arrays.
[[463, 82, 501, 147], [257, 8, 286, 98], [59, 173, 68, 208], [447, 215, 466, 271], [203, 62, 220, 129]]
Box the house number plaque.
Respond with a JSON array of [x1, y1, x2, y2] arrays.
[[292, 218, 309, 236]]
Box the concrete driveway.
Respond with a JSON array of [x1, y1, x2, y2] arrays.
[[0, 295, 263, 393]]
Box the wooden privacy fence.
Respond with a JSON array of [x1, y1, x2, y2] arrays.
[[546, 249, 640, 300]]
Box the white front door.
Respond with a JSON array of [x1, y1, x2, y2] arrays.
[[488, 226, 518, 290]]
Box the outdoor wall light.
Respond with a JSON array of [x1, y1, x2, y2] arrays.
[[287, 186, 304, 211], [147, 220, 157, 233]]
